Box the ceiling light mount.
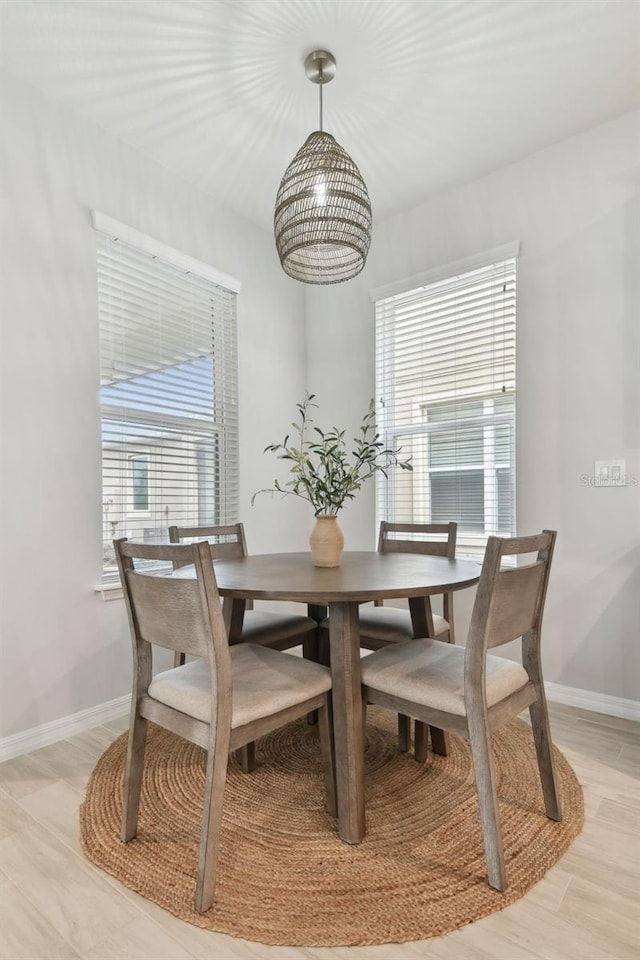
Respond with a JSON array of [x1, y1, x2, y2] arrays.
[[304, 50, 336, 85], [274, 49, 372, 285]]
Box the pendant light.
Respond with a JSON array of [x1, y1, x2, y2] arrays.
[[274, 50, 372, 284]]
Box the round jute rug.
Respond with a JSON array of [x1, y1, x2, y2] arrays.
[[80, 710, 583, 946]]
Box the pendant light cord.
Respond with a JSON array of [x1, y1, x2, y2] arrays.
[[319, 61, 323, 132]]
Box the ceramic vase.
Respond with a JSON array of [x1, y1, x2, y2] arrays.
[[309, 515, 344, 567]]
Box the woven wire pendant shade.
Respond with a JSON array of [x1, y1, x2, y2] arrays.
[[274, 131, 372, 284]]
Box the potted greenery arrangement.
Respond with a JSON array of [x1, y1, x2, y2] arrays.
[[252, 394, 412, 566]]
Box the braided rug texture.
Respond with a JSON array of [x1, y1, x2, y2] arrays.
[[80, 710, 583, 946]]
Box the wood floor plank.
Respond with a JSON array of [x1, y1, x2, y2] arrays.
[[27, 738, 104, 792], [616, 742, 640, 778], [83, 915, 200, 960], [611, 789, 640, 812], [557, 744, 638, 802], [0, 821, 142, 954], [572, 717, 640, 747], [0, 787, 35, 838], [101, 715, 131, 735], [594, 796, 640, 835], [522, 863, 573, 912], [559, 844, 640, 900], [0, 879, 82, 960], [17, 780, 85, 852], [435, 921, 555, 960], [478, 895, 638, 960], [558, 875, 640, 955], [94, 877, 315, 960], [207, 943, 314, 960], [306, 945, 430, 960], [0, 753, 58, 800], [548, 702, 639, 733], [549, 725, 628, 765]]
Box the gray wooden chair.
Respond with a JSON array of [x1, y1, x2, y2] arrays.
[[360, 529, 560, 892], [170, 523, 321, 773], [168, 523, 319, 667], [115, 538, 336, 915], [359, 521, 457, 645], [319, 521, 457, 751]]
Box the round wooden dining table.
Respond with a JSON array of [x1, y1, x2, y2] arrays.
[[179, 550, 481, 844]]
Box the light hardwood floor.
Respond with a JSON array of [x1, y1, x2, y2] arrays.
[[1, 701, 638, 960]]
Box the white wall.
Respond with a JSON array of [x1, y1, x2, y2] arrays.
[[0, 71, 308, 739], [306, 111, 640, 703]]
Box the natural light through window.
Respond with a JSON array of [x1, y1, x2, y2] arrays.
[[94, 214, 239, 582], [374, 248, 518, 557]]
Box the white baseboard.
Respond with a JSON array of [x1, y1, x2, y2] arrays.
[[0, 694, 130, 764], [545, 681, 639, 722], [1, 682, 637, 764]]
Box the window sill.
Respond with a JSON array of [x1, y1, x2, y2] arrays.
[[95, 582, 123, 602]]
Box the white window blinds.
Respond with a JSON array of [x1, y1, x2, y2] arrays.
[[95, 215, 239, 581], [375, 253, 517, 558]]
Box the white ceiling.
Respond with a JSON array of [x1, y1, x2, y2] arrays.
[[1, 0, 638, 231]]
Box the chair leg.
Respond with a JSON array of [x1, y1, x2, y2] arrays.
[[234, 742, 256, 773], [318, 631, 331, 667], [430, 615, 453, 756], [195, 743, 229, 914], [429, 726, 449, 756], [398, 714, 411, 752], [303, 632, 319, 663], [121, 712, 147, 842], [414, 721, 429, 763], [468, 718, 506, 892], [317, 695, 337, 818], [529, 696, 562, 821], [304, 633, 320, 725]]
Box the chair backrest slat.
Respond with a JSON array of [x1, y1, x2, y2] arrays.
[[378, 521, 456, 558], [127, 573, 212, 658], [115, 537, 231, 676], [485, 561, 547, 648], [168, 523, 247, 565], [465, 530, 556, 689]]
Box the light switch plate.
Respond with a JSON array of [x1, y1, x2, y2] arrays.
[[594, 459, 626, 486]]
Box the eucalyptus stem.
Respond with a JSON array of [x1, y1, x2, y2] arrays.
[[251, 394, 412, 516]]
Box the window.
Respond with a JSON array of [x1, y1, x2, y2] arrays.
[[94, 212, 240, 581], [130, 455, 149, 511], [374, 245, 518, 557]]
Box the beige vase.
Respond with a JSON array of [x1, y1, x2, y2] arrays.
[[309, 515, 344, 567]]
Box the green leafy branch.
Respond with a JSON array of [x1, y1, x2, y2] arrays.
[[251, 394, 412, 516]]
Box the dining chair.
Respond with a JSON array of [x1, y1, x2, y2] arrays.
[[170, 523, 321, 773], [168, 523, 319, 667], [115, 538, 336, 914], [360, 529, 560, 892], [359, 521, 458, 643], [319, 521, 457, 751]]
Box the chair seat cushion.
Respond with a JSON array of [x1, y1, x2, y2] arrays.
[[239, 610, 316, 645], [148, 644, 331, 727], [360, 637, 530, 716], [319, 606, 449, 648], [357, 605, 449, 644]]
